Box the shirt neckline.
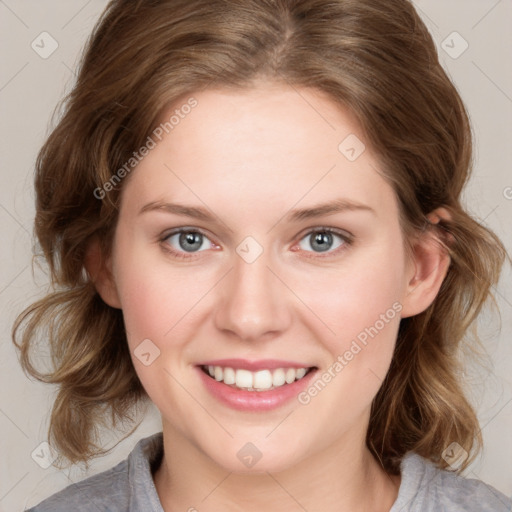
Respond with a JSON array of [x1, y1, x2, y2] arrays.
[[130, 433, 428, 512]]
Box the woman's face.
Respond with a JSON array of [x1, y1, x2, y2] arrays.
[[108, 83, 418, 472]]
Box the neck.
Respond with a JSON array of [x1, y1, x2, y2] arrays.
[[153, 422, 400, 512]]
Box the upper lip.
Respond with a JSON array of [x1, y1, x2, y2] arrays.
[[196, 358, 315, 371]]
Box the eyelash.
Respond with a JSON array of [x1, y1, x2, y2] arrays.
[[159, 227, 354, 261], [159, 228, 217, 260], [294, 227, 354, 259]]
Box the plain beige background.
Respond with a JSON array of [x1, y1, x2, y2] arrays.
[[0, 1, 511, 510]]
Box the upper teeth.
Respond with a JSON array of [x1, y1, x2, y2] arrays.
[[206, 365, 309, 391]]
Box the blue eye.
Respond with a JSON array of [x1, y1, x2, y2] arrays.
[[162, 229, 214, 255], [298, 229, 350, 254], [160, 227, 352, 261]]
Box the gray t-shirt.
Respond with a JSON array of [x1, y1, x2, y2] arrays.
[[26, 432, 511, 511]]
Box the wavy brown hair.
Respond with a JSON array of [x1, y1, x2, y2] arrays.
[[13, 0, 508, 472]]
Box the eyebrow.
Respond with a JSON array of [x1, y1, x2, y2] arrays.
[[287, 198, 376, 221], [140, 201, 215, 221], [139, 198, 375, 223]]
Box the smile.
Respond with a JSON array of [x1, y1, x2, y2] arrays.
[[196, 359, 318, 411], [200, 365, 312, 391]]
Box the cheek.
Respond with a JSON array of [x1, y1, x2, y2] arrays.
[[117, 267, 200, 347], [298, 242, 406, 346], [291, 238, 406, 410], [295, 258, 403, 422], [113, 255, 203, 405], [112, 220, 213, 335]]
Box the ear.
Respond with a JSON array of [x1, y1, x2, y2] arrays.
[[400, 207, 453, 318], [84, 236, 122, 309]]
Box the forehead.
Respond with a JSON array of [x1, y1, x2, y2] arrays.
[[120, 84, 399, 225]]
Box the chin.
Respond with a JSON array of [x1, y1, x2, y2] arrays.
[[205, 437, 311, 475]]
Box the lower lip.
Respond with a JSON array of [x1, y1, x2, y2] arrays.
[[196, 367, 317, 411]]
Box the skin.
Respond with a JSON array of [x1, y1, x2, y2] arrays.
[[90, 83, 451, 512]]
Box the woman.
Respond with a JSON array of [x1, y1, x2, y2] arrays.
[[14, 0, 511, 510]]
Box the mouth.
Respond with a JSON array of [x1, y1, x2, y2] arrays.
[[195, 358, 319, 411], [199, 364, 316, 392]]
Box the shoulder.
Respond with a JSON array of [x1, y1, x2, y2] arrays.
[[391, 451, 512, 512], [26, 459, 130, 512], [26, 432, 164, 512]]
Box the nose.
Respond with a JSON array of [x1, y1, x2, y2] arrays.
[[214, 248, 292, 342]]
